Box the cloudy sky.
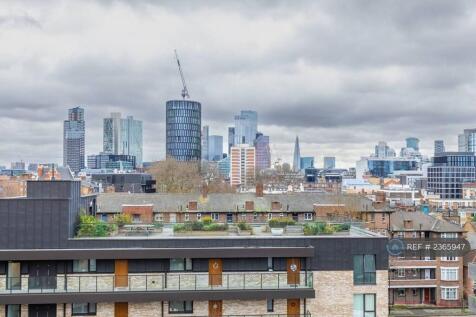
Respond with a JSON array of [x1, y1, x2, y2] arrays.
[[1, 0, 476, 168]]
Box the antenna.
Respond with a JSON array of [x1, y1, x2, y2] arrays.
[[174, 49, 190, 99]]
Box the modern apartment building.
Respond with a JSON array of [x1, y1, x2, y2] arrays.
[[428, 152, 476, 199], [63, 107, 85, 173], [201, 126, 209, 161], [103, 113, 143, 167], [166, 100, 201, 161], [0, 180, 389, 317], [230, 145, 255, 188], [388, 211, 464, 307]]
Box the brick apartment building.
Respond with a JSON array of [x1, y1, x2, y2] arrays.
[[388, 211, 464, 307], [0, 180, 389, 317]]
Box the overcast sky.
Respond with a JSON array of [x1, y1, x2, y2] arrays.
[[1, 0, 475, 168]]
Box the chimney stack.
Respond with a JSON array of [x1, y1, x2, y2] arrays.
[[201, 182, 208, 199], [256, 183, 264, 197]]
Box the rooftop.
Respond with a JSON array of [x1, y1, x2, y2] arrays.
[[390, 210, 464, 232]]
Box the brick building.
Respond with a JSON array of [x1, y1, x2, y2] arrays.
[[0, 180, 389, 317]]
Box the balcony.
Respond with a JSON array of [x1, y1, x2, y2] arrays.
[[0, 272, 313, 294]]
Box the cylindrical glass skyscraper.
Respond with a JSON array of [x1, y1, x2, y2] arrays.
[[166, 100, 201, 161]]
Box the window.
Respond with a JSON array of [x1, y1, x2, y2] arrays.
[[73, 260, 96, 273], [268, 213, 272, 220], [280, 213, 284, 217], [353, 255, 376, 285], [170, 258, 192, 271], [412, 288, 418, 296], [6, 304, 20, 317], [72, 303, 96, 315], [132, 214, 141, 223], [397, 232, 404, 239], [7, 262, 21, 290], [197, 213, 202, 221], [155, 213, 163, 222], [241, 213, 246, 219], [169, 301, 193, 313], [267, 257, 273, 271], [441, 287, 458, 300], [267, 299, 274, 312], [211, 213, 219, 221], [304, 213, 313, 221], [184, 213, 190, 222], [441, 256, 458, 261], [353, 294, 375, 317], [397, 269, 405, 278], [441, 268, 458, 281], [253, 213, 258, 220], [398, 289, 405, 297], [441, 232, 458, 239]]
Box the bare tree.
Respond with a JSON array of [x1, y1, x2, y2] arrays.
[[146, 159, 201, 193]]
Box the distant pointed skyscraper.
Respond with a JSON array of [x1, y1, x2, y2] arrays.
[[292, 136, 301, 172]]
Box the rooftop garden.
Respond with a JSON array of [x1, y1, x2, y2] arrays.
[[303, 222, 350, 235], [173, 216, 228, 233], [76, 215, 116, 237]]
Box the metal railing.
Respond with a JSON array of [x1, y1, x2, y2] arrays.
[[0, 272, 313, 294]]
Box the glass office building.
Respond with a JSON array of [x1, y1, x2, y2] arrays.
[[63, 107, 85, 173], [208, 135, 223, 161], [166, 100, 201, 161], [428, 152, 476, 199], [300, 156, 314, 170], [234, 110, 257, 145], [254, 133, 271, 171]]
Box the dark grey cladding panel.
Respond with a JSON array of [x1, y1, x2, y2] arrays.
[[0, 289, 315, 305]]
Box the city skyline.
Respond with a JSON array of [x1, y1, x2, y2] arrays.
[[1, 1, 476, 167]]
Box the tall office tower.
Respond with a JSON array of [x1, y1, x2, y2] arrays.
[[458, 129, 476, 152], [292, 136, 301, 172], [434, 140, 445, 155], [227, 127, 235, 155], [63, 107, 85, 173], [428, 152, 476, 199], [201, 126, 209, 161], [208, 135, 223, 161], [405, 137, 420, 151], [234, 110, 257, 145], [166, 100, 201, 161], [230, 144, 255, 187], [374, 141, 396, 158], [10, 161, 26, 170], [324, 156, 336, 169], [103, 113, 143, 166], [300, 157, 314, 170], [254, 132, 271, 171]]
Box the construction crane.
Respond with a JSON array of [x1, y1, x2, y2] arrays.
[[174, 49, 190, 99]]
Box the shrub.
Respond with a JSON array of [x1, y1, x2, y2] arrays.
[[77, 215, 114, 237], [237, 221, 251, 231], [203, 223, 227, 231], [191, 221, 204, 231], [153, 222, 164, 229], [303, 222, 350, 235], [268, 217, 295, 228], [202, 216, 213, 225], [173, 224, 188, 232], [113, 214, 132, 227]]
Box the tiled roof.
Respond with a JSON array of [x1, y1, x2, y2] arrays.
[[390, 211, 463, 233]]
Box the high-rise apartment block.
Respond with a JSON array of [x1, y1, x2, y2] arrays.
[[230, 144, 255, 187], [63, 107, 85, 173], [103, 113, 143, 166], [233, 110, 257, 145], [254, 133, 271, 171], [324, 156, 336, 169], [166, 100, 201, 161], [201, 125, 209, 161]]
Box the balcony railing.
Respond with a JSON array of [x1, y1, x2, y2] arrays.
[[0, 272, 313, 294]]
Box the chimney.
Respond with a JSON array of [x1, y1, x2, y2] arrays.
[[256, 183, 264, 197], [37, 165, 43, 178], [403, 219, 413, 229]]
